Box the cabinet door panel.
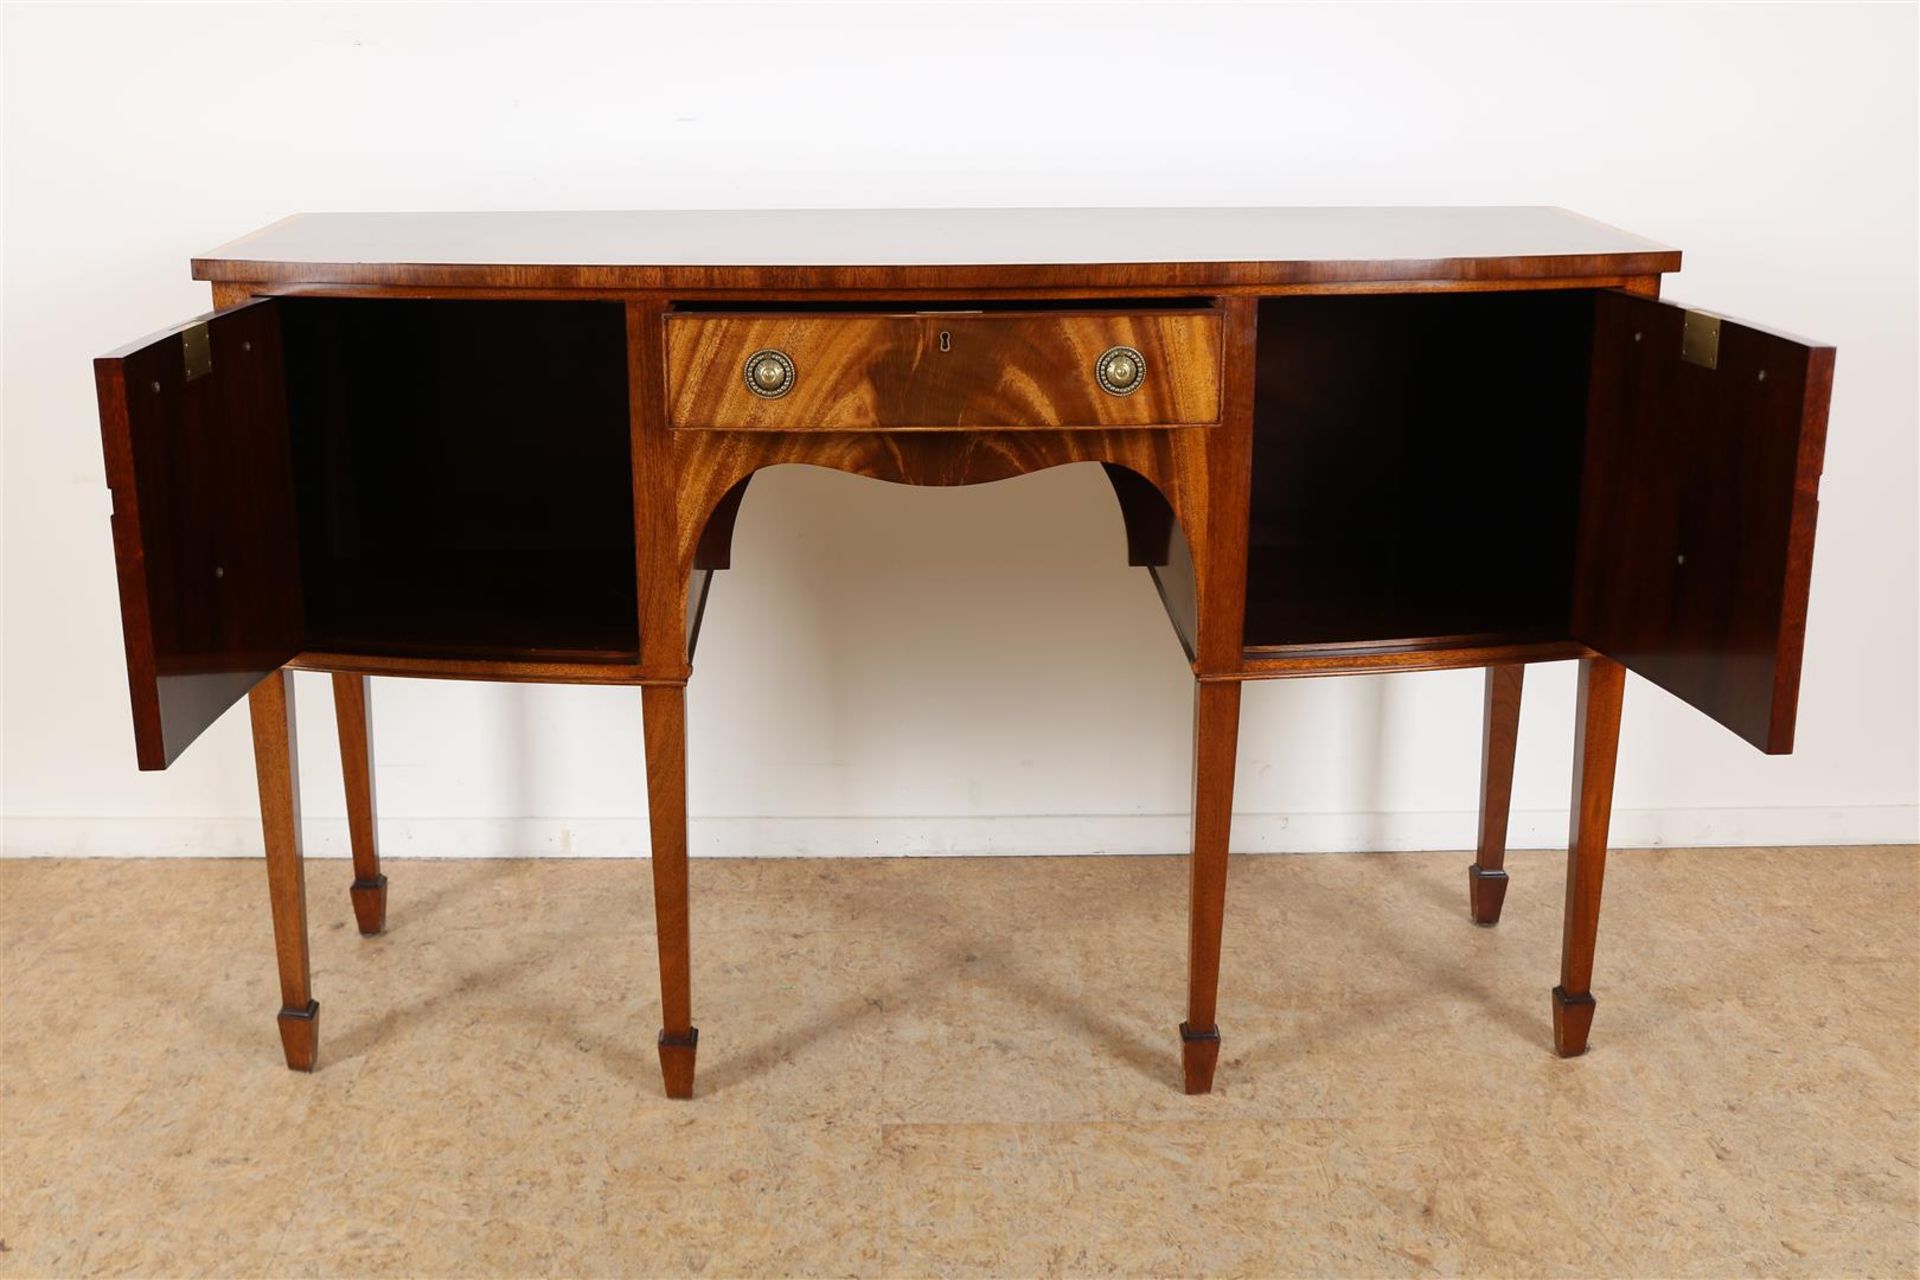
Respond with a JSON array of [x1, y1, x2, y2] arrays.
[[1574, 292, 1833, 754], [96, 300, 302, 769]]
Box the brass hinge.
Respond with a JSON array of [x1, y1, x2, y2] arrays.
[[181, 321, 212, 382], [1680, 310, 1721, 371]]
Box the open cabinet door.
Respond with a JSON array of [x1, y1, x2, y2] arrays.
[[1574, 292, 1834, 754], [96, 300, 302, 769]]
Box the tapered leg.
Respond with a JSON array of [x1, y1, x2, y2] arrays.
[[1468, 664, 1526, 925], [249, 669, 318, 1071], [1182, 679, 1242, 1094], [1554, 656, 1625, 1058], [332, 673, 387, 936], [642, 683, 697, 1098]]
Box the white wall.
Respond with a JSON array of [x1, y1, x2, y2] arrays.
[[4, 2, 1915, 858]]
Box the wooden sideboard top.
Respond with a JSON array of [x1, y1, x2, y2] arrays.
[[192, 207, 1678, 292]]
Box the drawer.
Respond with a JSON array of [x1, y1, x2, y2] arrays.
[[664, 308, 1222, 430]]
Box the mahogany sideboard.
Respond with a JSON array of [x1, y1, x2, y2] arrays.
[[94, 208, 1833, 1097]]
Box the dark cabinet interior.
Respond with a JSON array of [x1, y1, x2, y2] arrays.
[[1239, 288, 1831, 755], [1245, 290, 1597, 649], [280, 299, 636, 661]]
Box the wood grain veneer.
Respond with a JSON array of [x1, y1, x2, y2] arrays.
[[191, 207, 1680, 292], [664, 310, 1222, 430]]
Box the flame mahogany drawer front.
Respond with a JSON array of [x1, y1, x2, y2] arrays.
[[663, 308, 1224, 430]]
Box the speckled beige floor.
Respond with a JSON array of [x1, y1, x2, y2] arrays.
[[3, 847, 1916, 1278]]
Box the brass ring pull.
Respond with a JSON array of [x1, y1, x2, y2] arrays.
[[1096, 345, 1146, 397], [744, 349, 796, 399]]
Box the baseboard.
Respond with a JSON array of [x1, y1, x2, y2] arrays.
[[3, 807, 1913, 858]]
